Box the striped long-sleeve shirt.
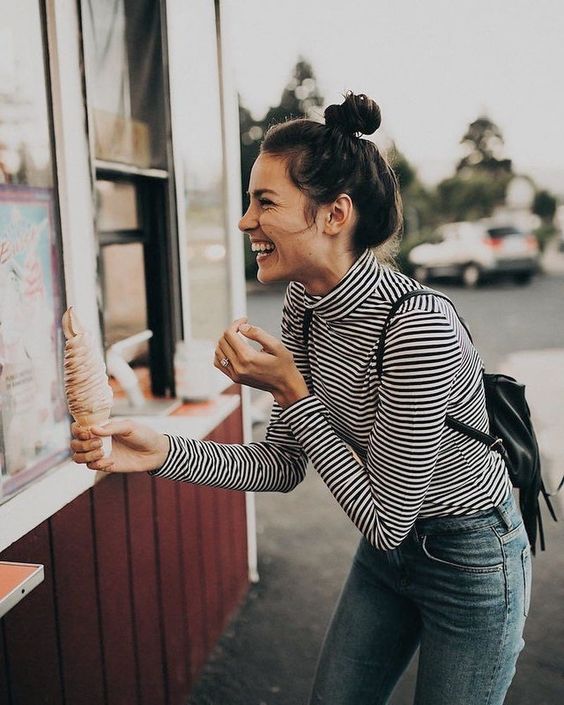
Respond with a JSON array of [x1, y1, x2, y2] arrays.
[[151, 248, 512, 550]]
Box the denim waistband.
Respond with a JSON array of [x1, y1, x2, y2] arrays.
[[413, 491, 520, 536]]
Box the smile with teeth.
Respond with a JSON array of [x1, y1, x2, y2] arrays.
[[251, 241, 276, 255]]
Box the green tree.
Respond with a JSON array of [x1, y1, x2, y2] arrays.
[[532, 188, 559, 252], [388, 144, 443, 274], [435, 115, 513, 222], [456, 115, 513, 178], [389, 144, 416, 191], [388, 144, 439, 236], [532, 189, 557, 223], [262, 58, 324, 128], [436, 172, 507, 221]]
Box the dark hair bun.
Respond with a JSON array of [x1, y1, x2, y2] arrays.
[[324, 91, 381, 137]]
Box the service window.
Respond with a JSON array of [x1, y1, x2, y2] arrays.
[[81, 0, 182, 397]]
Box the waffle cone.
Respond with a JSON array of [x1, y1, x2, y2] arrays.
[[73, 408, 113, 458], [73, 409, 111, 428]]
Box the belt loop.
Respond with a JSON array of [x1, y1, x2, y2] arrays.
[[496, 502, 512, 530]]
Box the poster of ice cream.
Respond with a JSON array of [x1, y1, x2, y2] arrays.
[[0, 186, 69, 501]]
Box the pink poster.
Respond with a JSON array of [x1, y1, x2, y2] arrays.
[[0, 186, 69, 500]]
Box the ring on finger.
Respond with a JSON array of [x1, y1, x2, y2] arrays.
[[220, 357, 230, 368]]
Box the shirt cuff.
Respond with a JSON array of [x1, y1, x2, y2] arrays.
[[279, 394, 330, 431], [147, 434, 178, 478]]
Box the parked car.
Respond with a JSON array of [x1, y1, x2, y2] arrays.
[[408, 221, 540, 287]]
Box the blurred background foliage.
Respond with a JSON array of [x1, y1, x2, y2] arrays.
[[239, 59, 561, 279]]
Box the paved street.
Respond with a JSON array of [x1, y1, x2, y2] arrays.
[[189, 260, 564, 705]]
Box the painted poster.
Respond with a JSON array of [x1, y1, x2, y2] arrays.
[[0, 186, 69, 502]]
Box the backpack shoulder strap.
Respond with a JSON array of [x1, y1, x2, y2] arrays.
[[303, 307, 314, 346], [301, 286, 500, 450], [375, 288, 473, 377], [374, 288, 501, 448]]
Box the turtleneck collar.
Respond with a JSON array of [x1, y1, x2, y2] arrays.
[[302, 248, 381, 321]]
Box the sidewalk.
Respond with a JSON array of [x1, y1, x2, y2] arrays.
[[502, 349, 564, 513], [541, 235, 564, 275]]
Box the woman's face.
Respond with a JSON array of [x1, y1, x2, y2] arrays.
[[239, 153, 328, 285]]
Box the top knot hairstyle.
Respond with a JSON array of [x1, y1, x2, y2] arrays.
[[260, 91, 403, 258], [324, 92, 381, 137]]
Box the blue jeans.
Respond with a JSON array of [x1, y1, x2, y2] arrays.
[[309, 492, 531, 705]]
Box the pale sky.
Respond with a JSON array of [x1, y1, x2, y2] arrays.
[[224, 0, 564, 192]]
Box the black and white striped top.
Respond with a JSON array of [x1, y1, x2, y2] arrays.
[[152, 248, 511, 550]]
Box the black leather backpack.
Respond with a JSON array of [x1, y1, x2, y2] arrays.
[[374, 289, 557, 554]]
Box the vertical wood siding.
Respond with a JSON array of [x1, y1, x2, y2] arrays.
[[50, 491, 105, 705], [124, 473, 167, 705], [0, 405, 248, 705]]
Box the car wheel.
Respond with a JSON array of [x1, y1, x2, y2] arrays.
[[461, 263, 481, 288], [413, 266, 429, 284], [513, 272, 533, 286]]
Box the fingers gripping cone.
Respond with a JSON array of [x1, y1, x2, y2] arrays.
[[62, 307, 113, 457]]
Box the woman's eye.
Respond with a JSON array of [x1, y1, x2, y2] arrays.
[[259, 199, 274, 207]]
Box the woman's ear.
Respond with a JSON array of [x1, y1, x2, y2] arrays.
[[323, 194, 355, 234]]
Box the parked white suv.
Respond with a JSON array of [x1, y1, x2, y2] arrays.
[[408, 221, 540, 287]]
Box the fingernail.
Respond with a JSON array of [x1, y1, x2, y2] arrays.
[[239, 324, 251, 332]]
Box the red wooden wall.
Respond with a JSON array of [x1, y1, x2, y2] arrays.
[[0, 406, 248, 705]]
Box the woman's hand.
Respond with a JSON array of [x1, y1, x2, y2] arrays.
[[70, 419, 170, 473], [214, 318, 309, 409]]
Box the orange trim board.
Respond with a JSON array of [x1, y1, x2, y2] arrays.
[[0, 562, 44, 618]]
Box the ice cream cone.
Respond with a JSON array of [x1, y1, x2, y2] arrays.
[[73, 409, 113, 456], [62, 307, 114, 459], [73, 409, 112, 428]]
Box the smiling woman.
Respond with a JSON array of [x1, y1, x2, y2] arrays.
[[70, 92, 531, 705], [239, 93, 402, 293]]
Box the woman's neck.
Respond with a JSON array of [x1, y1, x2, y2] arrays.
[[301, 250, 359, 296]]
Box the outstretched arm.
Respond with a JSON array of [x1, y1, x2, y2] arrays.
[[149, 399, 308, 492], [70, 286, 311, 493], [70, 401, 309, 493]]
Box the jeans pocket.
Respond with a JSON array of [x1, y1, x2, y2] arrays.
[[493, 519, 525, 545], [521, 544, 532, 616], [421, 530, 504, 574]]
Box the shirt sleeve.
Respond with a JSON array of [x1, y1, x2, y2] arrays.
[[279, 303, 462, 550], [148, 284, 310, 493]]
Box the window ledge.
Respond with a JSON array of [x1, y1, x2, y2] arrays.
[[0, 393, 240, 552]]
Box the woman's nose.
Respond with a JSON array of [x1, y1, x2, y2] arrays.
[[238, 205, 257, 233]]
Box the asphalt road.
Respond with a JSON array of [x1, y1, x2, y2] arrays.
[[188, 268, 564, 705]]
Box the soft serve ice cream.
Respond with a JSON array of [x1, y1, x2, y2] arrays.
[[62, 307, 113, 455]]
